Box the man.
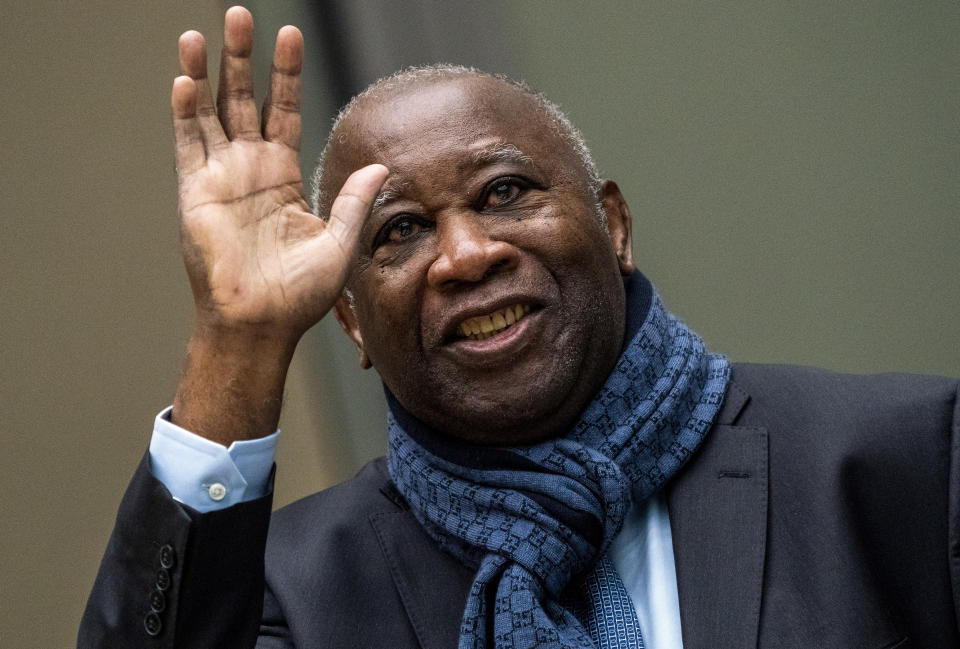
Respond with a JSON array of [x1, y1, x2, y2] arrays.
[[80, 7, 959, 649]]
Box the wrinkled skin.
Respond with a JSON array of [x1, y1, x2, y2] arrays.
[[323, 78, 636, 443]]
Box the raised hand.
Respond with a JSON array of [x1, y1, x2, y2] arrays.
[[172, 7, 386, 336], [169, 7, 387, 443]]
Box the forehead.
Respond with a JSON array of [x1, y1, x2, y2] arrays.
[[329, 76, 581, 183]]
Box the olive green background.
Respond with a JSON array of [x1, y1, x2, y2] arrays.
[[1, 1, 956, 646]]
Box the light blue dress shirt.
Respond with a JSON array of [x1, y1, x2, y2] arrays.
[[149, 409, 683, 647], [149, 408, 277, 512]]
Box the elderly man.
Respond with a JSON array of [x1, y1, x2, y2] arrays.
[[80, 7, 959, 649]]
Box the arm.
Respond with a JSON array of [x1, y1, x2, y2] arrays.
[[79, 7, 387, 647], [169, 8, 386, 445], [78, 453, 275, 649]]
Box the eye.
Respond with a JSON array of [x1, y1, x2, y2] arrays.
[[389, 217, 418, 241], [483, 177, 525, 209], [373, 214, 427, 249]]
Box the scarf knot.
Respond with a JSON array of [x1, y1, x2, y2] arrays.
[[387, 275, 729, 649]]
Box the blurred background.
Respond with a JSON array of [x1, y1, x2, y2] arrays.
[[2, 0, 957, 646]]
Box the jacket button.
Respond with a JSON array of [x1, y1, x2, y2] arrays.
[[150, 589, 166, 613], [155, 568, 171, 591], [144, 612, 162, 637], [159, 544, 176, 569]]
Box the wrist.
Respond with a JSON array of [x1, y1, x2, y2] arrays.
[[171, 320, 300, 445], [190, 316, 302, 361]]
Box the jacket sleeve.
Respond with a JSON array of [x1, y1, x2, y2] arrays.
[[78, 452, 274, 649]]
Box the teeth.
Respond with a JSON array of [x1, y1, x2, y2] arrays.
[[458, 304, 532, 340]]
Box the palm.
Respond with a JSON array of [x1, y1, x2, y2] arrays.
[[180, 141, 332, 328], [173, 12, 386, 335]]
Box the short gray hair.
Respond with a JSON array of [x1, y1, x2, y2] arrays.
[[309, 64, 602, 218]]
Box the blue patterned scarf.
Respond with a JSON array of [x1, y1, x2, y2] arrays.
[[387, 273, 730, 649]]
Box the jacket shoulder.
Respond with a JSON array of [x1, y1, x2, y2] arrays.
[[728, 362, 959, 432]]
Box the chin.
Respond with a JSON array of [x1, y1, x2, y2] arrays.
[[409, 359, 592, 445]]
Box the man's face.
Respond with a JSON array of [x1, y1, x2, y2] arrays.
[[325, 76, 633, 443]]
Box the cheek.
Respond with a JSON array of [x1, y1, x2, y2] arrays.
[[354, 263, 427, 356], [506, 203, 613, 268]]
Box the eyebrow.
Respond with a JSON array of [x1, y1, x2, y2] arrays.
[[373, 180, 409, 210], [371, 143, 542, 209], [472, 143, 537, 169]]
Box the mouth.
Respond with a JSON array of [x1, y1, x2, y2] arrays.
[[455, 303, 532, 341]]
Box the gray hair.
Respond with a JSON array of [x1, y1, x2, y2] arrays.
[[309, 64, 603, 218]]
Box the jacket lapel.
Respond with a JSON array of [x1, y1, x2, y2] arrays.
[[667, 381, 769, 649], [369, 507, 474, 649]]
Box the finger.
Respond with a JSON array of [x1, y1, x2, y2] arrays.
[[171, 76, 206, 175], [178, 30, 227, 147], [326, 165, 391, 254], [262, 25, 303, 150], [217, 6, 260, 141]]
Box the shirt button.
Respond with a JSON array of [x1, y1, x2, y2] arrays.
[[208, 483, 227, 501]]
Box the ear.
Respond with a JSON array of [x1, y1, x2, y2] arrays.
[[599, 180, 635, 276], [333, 294, 372, 369]]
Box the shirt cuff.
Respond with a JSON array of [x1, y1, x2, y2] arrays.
[[148, 406, 278, 513]]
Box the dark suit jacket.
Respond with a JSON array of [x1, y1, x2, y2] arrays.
[[80, 364, 960, 649]]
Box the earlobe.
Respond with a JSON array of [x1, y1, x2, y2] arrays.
[[333, 295, 372, 370], [600, 180, 635, 276]]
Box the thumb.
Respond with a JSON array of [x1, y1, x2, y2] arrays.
[[325, 164, 390, 256]]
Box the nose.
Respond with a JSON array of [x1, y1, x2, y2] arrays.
[[427, 212, 520, 290]]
